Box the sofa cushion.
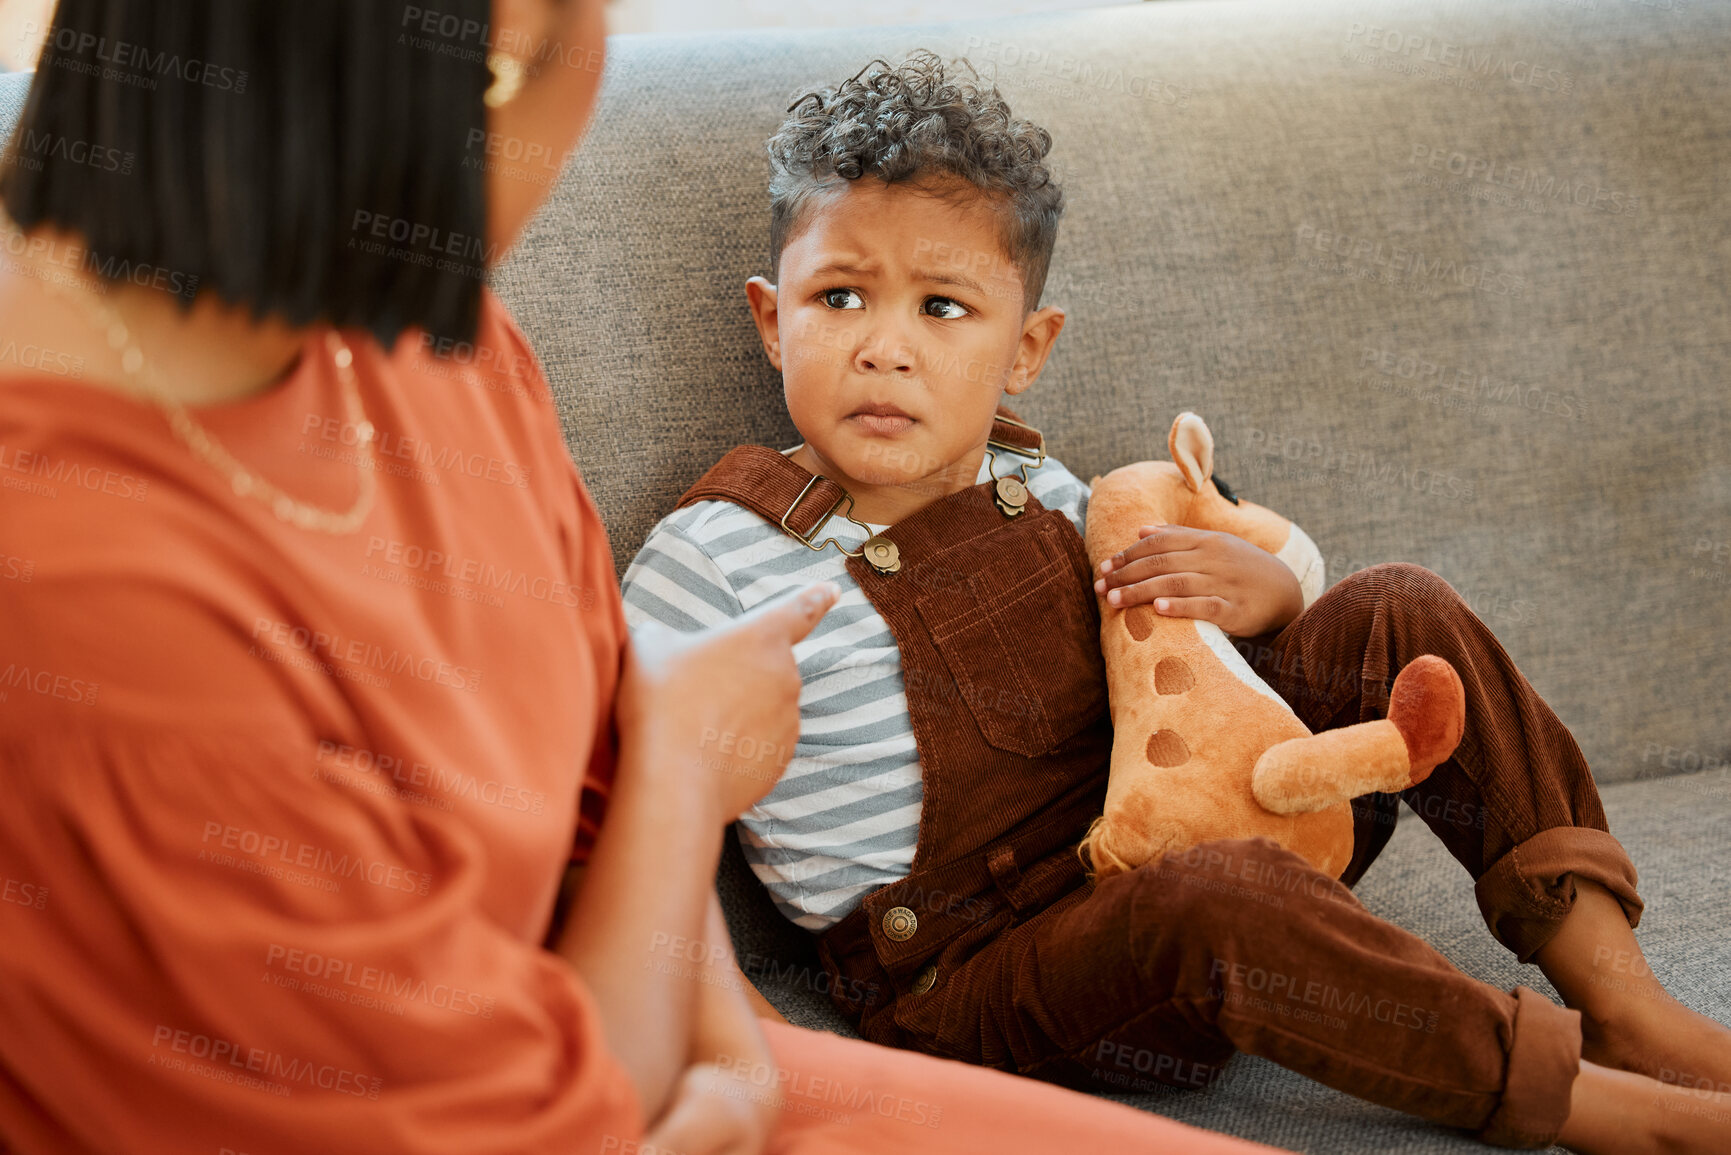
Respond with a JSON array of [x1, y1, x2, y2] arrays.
[[721, 771, 1731, 1153]]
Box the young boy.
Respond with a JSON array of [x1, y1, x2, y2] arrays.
[[620, 52, 1731, 1152]]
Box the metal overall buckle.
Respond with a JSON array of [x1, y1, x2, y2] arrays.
[[983, 415, 1047, 518], [779, 475, 901, 575]]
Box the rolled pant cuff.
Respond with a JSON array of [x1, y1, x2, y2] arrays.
[[1474, 826, 1643, 964], [1475, 986, 1582, 1149]]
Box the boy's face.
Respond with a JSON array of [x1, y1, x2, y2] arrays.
[[746, 177, 1065, 517]]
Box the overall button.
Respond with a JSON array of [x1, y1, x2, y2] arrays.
[[911, 964, 939, 996], [863, 535, 901, 574], [882, 906, 918, 942], [994, 475, 1028, 516]]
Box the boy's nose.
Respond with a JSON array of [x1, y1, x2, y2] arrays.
[[854, 336, 917, 375]]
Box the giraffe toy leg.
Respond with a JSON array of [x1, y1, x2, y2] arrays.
[[1252, 655, 1466, 815]]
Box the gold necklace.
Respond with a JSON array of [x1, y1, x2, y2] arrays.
[[98, 304, 377, 534], [11, 233, 378, 534]]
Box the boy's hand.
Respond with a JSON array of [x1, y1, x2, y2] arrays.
[[1094, 524, 1303, 638]]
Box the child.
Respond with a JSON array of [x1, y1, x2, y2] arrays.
[[620, 52, 1731, 1152]]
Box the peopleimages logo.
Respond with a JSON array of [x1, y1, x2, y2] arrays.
[[1342, 23, 1575, 94], [1, 876, 49, 911], [399, 4, 604, 73], [361, 536, 594, 611], [0, 663, 100, 707], [30, 23, 250, 92], [1208, 959, 1441, 1033], [1, 417, 156, 510], [248, 616, 484, 694], [148, 1025, 381, 1099], [1407, 144, 1640, 215], [5, 129, 135, 175], [1358, 346, 1585, 423], [0, 230, 200, 302], [1295, 224, 1528, 298], [200, 820, 434, 896], [301, 414, 532, 490], [264, 944, 497, 1019], [314, 739, 549, 815], [0, 338, 85, 378], [1239, 424, 1478, 504], [962, 35, 1192, 106]]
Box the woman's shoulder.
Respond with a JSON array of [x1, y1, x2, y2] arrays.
[[0, 383, 222, 594], [0, 400, 304, 732], [392, 289, 553, 417], [0, 504, 309, 734], [390, 289, 606, 534]]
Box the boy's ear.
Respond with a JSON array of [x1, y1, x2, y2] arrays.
[[745, 276, 782, 373], [1003, 305, 1067, 397]]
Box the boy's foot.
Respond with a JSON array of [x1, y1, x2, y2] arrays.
[[1562, 1062, 1731, 1155], [1539, 879, 1731, 1107], [1651, 1075, 1731, 1154], [1581, 991, 1731, 1098]]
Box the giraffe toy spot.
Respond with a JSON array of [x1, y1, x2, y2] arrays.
[[1154, 657, 1194, 695], [1144, 729, 1190, 767], [1124, 604, 1158, 642]]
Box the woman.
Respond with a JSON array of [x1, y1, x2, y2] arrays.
[[0, 1, 1271, 1152]]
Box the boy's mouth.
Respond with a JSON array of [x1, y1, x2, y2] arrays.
[[849, 402, 915, 435]]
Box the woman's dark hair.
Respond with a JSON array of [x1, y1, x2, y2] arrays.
[[0, 0, 492, 348], [767, 51, 1064, 312]]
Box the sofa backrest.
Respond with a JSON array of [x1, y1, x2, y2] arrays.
[[491, 0, 1730, 784], [3, 0, 1725, 785]]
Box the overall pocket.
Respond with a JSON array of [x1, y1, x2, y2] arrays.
[[913, 514, 1107, 758]]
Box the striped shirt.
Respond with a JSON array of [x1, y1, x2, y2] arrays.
[[620, 447, 1089, 931]]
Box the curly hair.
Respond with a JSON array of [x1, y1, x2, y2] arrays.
[[766, 51, 1064, 312]]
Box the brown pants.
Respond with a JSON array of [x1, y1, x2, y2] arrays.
[[883, 563, 1643, 1149]]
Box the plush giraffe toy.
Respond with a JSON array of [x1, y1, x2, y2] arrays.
[[1079, 412, 1468, 880]]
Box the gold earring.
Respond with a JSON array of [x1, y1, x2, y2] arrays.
[[484, 51, 527, 108]]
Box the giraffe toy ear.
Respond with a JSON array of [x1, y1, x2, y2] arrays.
[[1168, 412, 1214, 494]]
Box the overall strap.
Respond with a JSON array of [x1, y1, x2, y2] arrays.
[[673, 404, 1043, 545], [674, 445, 847, 542]]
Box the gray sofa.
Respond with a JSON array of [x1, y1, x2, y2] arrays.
[[495, 2, 1730, 1150], [5, 1, 1727, 1148]]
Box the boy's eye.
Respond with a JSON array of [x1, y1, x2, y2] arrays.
[[923, 296, 970, 320], [822, 288, 864, 310]]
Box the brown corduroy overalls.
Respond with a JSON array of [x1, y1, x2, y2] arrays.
[[676, 406, 1645, 1150]]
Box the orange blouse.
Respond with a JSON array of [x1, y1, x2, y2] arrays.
[[0, 293, 640, 1153]]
